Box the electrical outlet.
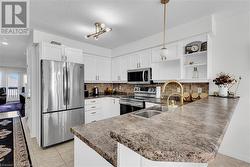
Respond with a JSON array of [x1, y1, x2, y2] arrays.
[[198, 87, 202, 93], [177, 87, 181, 93], [119, 86, 122, 90]]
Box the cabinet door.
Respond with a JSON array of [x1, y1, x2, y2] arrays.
[[139, 49, 152, 68], [111, 57, 120, 82], [85, 108, 102, 124], [83, 54, 97, 82], [41, 43, 63, 61], [111, 98, 120, 117], [65, 47, 83, 64], [119, 56, 128, 82], [96, 57, 111, 82], [128, 53, 140, 69], [102, 98, 120, 119]]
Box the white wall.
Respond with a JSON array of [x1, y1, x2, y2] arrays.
[[209, 11, 250, 163], [32, 29, 112, 57], [112, 16, 212, 57], [0, 57, 26, 68]]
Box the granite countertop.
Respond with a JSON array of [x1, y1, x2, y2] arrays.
[[71, 96, 239, 166]]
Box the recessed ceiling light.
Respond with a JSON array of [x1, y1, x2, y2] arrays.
[[1, 41, 8, 45]]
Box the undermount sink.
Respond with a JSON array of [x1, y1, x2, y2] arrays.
[[133, 110, 162, 118], [149, 106, 169, 112]]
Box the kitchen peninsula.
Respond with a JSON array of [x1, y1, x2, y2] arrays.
[[71, 96, 239, 167]]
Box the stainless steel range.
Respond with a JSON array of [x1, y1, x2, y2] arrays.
[[120, 86, 156, 115]]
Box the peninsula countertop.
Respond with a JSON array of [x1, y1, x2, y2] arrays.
[[71, 96, 239, 167]]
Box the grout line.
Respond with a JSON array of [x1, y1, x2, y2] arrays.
[[57, 150, 68, 167]]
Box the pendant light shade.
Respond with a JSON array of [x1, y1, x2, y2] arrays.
[[160, 0, 169, 60], [160, 47, 168, 60]]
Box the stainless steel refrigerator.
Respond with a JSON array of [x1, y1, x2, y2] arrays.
[[41, 60, 84, 147]]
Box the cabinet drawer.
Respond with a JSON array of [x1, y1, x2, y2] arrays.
[[85, 99, 100, 106], [85, 109, 102, 124], [85, 104, 101, 111]]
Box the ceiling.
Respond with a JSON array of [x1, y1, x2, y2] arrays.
[[30, 0, 250, 49], [1, 0, 250, 65], [0, 36, 29, 66]]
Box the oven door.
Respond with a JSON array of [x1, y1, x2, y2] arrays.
[[120, 100, 145, 115]]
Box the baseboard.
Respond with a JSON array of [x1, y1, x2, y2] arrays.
[[219, 150, 250, 163]]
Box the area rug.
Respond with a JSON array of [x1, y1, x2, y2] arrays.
[[0, 102, 22, 113], [0, 117, 31, 166]]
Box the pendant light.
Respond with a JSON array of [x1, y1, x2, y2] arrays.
[[160, 0, 169, 60]]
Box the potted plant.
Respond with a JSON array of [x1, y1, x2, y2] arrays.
[[213, 73, 236, 97]]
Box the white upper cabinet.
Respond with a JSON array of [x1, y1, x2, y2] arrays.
[[138, 49, 152, 68], [128, 53, 140, 69], [40, 42, 64, 61], [83, 54, 97, 82], [65, 47, 84, 64], [152, 43, 179, 62], [83, 54, 111, 83], [112, 55, 128, 82], [128, 49, 152, 69], [96, 56, 111, 82], [40, 42, 84, 64]]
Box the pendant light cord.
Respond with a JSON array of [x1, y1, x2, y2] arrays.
[[163, 3, 167, 49]]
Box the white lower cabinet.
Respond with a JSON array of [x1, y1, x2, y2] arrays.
[[85, 99, 102, 124], [85, 97, 120, 124]]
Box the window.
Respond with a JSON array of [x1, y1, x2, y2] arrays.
[[7, 73, 19, 87]]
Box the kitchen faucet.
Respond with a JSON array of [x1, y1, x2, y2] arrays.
[[162, 80, 184, 108]]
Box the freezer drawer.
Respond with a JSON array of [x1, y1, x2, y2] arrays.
[[42, 108, 84, 147]]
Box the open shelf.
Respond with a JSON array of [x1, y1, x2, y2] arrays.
[[184, 51, 207, 57], [184, 63, 207, 67]]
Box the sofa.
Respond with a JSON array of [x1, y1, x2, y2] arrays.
[[0, 87, 7, 105]]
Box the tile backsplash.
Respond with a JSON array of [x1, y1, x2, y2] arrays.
[[85, 82, 209, 95]]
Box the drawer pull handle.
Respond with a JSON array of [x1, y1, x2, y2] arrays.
[[91, 106, 96, 109], [92, 120, 97, 123], [91, 112, 96, 114], [91, 101, 96, 103]]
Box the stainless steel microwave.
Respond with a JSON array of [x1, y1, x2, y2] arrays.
[[127, 68, 152, 84]]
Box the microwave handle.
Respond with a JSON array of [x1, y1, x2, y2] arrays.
[[142, 70, 145, 82]]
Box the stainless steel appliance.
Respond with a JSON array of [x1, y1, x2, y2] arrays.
[[120, 86, 157, 115], [127, 68, 152, 84], [41, 60, 84, 147], [120, 98, 145, 115]]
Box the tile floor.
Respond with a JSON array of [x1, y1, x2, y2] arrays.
[[0, 112, 247, 167], [21, 117, 73, 167]]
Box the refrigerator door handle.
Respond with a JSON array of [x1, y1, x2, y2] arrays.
[[66, 67, 70, 105], [63, 66, 67, 105]]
